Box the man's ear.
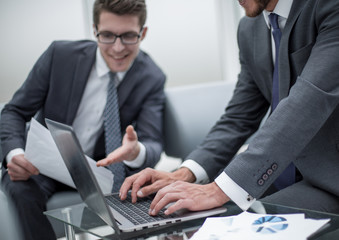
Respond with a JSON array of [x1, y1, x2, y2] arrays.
[[93, 24, 97, 37], [140, 26, 148, 40]]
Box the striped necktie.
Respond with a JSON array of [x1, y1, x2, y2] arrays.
[[104, 72, 125, 192]]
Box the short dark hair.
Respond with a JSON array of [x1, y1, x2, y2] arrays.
[[93, 0, 147, 29]]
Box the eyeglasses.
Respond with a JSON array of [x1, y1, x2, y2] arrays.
[[96, 28, 143, 45]]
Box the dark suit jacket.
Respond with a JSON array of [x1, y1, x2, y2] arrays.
[[187, 0, 339, 199], [0, 40, 166, 176]]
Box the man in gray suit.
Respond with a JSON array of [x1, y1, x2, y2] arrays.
[[119, 0, 339, 215], [0, 0, 165, 239]]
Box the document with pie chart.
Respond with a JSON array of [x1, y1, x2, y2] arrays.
[[190, 211, 329, 240]]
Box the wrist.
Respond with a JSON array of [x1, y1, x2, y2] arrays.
[[125, 142, 141, 162], [172, 167, 196, 183], [209, 182, 230, 205], [6, 148, 25, 164], [131, 142, 141, 160]]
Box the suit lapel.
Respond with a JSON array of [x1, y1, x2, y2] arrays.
[[253, 15, 273, 101], [117, 52, 143, 108], [66, 45, 97, 124], [278, 0, 307, 100]]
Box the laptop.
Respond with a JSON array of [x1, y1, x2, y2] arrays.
[[45, 118, 227, 233]]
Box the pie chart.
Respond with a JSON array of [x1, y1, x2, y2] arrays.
[[252, 215, 288, 234]]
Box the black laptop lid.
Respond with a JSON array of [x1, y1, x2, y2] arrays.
[[45, 118, 119, 232]]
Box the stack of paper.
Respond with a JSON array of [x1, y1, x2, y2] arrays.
[[25, 119, 114, 194], [190, 211, 329, 240]]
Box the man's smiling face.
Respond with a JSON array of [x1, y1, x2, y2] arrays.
[[95, 10, 146, 72]]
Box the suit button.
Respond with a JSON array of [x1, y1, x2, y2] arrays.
[[267, 169, 273, 175], [257, 179, 264, 186], [271, 163, 278, 171], [262, 173, 269, 180]]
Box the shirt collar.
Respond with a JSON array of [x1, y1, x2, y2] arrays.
[[263, 0, 293, 29], [95, 47, 127, 81]]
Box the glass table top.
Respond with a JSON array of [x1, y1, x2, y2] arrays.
[[45, 200, 339, 240]]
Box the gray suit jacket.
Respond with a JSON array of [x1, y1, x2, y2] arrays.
[[187, 0, 339, 199], [0, 40, 166, 176]]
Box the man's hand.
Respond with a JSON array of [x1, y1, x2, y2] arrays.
[[96, 125, 140, 167], [7, 154, 39, 181], [149, 181, 230, 216], [119, 167, 196, 203]]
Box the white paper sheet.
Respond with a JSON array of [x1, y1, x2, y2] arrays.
[[25, 119, 113, 194], [190, 211, 330, 240]]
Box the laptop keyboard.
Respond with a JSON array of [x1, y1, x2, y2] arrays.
[[105, 194, 177, 225]]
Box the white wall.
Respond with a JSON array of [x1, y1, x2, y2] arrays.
[[216, 1, 244, 83], [0, 0, 243, 103], [142, 0, 223, 87], [0, 0, 89, 103]]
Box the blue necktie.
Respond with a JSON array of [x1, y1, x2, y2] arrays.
[[269, 13, 281, 110], [104, 72, 125, 192], [269, 13, 295, 190]]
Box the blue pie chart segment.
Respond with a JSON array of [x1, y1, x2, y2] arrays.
[[252, 216, 288, 234]]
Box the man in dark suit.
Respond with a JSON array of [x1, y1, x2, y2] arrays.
[[119, 0, 339, 215], [0, 0, 165, 239]]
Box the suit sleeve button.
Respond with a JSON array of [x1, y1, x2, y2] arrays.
[[267, 169, 273, 175], [257, 179, 264, 186], [271, 163, 278, 170], [262, 173, 269, 180]]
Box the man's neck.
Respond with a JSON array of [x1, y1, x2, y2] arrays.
[[266, 0, 279, 12]]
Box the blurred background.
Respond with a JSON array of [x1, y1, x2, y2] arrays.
[[0, 0, 244, 103]]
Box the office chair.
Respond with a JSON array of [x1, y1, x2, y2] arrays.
[[163, 81, 235, 160]]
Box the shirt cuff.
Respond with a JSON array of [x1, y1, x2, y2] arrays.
[[6, 148, 25, 164], [180, 159, 209, 184], [123, 142, 145, 168], [215, 172, 256, 211]]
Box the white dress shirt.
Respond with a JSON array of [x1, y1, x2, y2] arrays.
[[7, 48, 146, 168], [181, 0, 293, 211]]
